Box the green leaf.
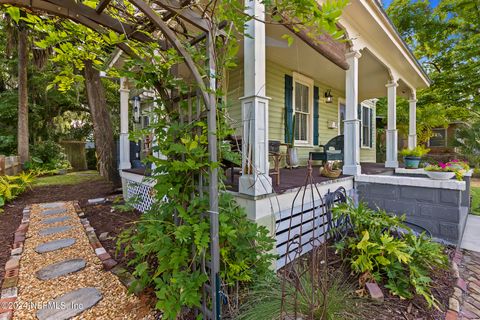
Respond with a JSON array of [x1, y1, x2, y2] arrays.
[[281, 34, 294, 47], [6, 7, 20, 23]]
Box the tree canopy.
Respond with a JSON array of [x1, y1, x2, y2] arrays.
[[379, 0, 479, 143]]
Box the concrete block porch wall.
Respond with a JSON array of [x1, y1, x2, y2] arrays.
[[355, 174, 469, 245]]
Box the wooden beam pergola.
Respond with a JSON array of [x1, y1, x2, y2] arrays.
[[95, 0, 111, 13]]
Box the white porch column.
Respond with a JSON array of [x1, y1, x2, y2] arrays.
[[385, 80, 399, 168], [239, 0, 272, 196], [119, 77, 131, 170], [408, 92, 417, 150], [343, 50, 362, 176]]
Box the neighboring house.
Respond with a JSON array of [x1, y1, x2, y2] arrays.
[[115, 1, 470, 267], [427, 122, 466, 162]]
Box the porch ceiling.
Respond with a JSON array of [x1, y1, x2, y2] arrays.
[[264, 24, 409, 101]]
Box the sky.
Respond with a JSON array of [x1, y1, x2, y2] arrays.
[[382, 0, 441, 8]]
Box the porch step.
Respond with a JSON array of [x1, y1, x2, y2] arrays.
[[361, 166, 395, 175]]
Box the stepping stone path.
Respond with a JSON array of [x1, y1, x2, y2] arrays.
[[0, 201, 153, 320], [36, 259, 86, 280], [36, 287, 102, 320], [42, 208, 67, 216], [40, 202, 66, 209], [35, 238, 76, 254], [41, 216, 70, 225], [38, 225, 73, 236]]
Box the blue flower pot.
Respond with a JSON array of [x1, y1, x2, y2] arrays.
[[404, 156, 421, 169]]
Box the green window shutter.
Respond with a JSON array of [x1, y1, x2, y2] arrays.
[[284, 75, 293, 144], [313, 86, 319, 145], [369, 108, 373, 148], [358, 105, 362, 146]]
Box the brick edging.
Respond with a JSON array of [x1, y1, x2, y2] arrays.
[[73, 201, 138, 293], [447, 250, 464, 320], [0, 206, 31, 320]]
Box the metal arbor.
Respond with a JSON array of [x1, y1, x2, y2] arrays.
[[0, 0, 223, 318]]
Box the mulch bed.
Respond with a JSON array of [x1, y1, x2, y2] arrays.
[[277, 244, 455, 320], [330, 246, 455, 320], [0, 178, 114, 286], [1, 176, 457, 319], [81, 201, 142, 271]]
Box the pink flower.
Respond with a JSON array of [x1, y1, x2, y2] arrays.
[[451, 159, 459, 163], [438, 162, 447, 169]]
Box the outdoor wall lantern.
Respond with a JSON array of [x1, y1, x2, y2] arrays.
[[132, 96, 141, 123], [324, 89, 333, 103]]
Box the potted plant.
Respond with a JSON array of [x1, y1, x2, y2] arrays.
[[400, 145, 430, 169], [424, 160, 469, 180], [286, 114, 299, 168]]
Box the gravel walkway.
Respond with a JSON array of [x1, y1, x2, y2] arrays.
[[0, 201, 153, 320]]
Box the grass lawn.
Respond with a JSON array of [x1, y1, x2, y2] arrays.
[[471, 186, 480, 216], [33, 170, 103, 187]]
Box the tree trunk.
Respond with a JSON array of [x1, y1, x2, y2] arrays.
[[17, 23, 29, 164], [83, 59, 117, 184]]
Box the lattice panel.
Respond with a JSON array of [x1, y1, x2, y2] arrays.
[[125, 179, 155, 213]]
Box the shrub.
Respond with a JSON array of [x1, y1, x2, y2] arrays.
[[0, 172, 35, 212], [332, 202, 448, 306], [28, 141, 72, 172], [117, 192, 275, 319]]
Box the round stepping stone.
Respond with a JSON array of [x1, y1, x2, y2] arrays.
[[36, 287, 102, 320], [42, 208, 67, 216], [39, 226, 73, 237], [36, 259, 86, 280], [40, 202, 66, 209], [35, 238, 76, 254], [42, 216, 70, 225]]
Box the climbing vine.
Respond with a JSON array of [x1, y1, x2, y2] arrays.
[[113, 0, 349, 318]]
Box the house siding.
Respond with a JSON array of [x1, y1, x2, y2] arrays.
[[226, 59, 377, 166]]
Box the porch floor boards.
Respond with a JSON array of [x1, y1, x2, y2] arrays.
[[226, 162, 394, 194], [122, 162, 395, 195]]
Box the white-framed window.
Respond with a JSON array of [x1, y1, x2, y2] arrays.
[[293, 72, 314, 145], [428, 128, 447, 147], [361, 105, 373, 148]]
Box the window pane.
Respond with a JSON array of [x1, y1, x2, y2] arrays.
[[294, 81, 310, 141], [295, 115, 300, 140], [429, 129, 446, 147], [295, 83, 309, 112], [302, 85, 309, 112], [361, 107, 372, 147], [295, 85, 302, 112], [301, 114, 307, 140], [363, 127, 370, 146], [339, 103, 345, 135]]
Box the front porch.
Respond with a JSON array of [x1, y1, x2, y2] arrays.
[[225, 162, 393, 194]]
